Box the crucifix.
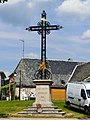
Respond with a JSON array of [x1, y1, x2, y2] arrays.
[[26, 10, 63, 80]]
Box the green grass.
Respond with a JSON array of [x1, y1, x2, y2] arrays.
[[53, 100, 90, 118], [0, 100, 34, 117], [0, 100, 90, 118]]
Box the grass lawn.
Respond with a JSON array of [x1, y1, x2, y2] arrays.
[[0, 100, 90, 118], [0, 100, 34, 117], [53, 100, 90, 118]]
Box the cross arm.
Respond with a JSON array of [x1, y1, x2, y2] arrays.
[[26, 26, 42, 31], [46, 25, 63, 30]]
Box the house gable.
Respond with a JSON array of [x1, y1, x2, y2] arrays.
[[69, 62, 90, 82]]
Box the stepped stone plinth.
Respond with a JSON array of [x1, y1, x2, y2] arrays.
[[18, 106, 65, 116], [18, 79, 65, 116]]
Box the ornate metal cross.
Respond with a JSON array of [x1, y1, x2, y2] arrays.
[[26, 10, 63, 80]]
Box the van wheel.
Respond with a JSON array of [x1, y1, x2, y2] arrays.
[[84, 107, 90, 115], [67, 102, 71, 109]]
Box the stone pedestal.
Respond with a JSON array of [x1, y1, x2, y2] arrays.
[[33, 79, 53, 107], [18, 79, 65, 116]]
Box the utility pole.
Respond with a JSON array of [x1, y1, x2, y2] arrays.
[[19, 70, 21, 100]]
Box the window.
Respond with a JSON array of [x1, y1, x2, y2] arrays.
[[86, 90, 90, 98], [81, 89, 86, 99]]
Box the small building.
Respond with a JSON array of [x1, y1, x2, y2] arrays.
[[0, 71, 6, 99], [13, 58, 83, 100]]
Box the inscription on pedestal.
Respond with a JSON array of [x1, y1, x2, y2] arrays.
[[33, 79, 53, 107], [36, 85, 50, 102]]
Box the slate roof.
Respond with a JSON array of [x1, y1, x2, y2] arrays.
[[13, 58, 81, 88], [69, 62, 90, 82], [0, 71, 6, 79]]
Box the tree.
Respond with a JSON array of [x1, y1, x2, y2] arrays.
[[0, 0, 8, 3]]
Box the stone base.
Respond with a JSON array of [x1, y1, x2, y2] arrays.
[[18, 106, 65, 116], [18, 79, 65, 116], [33, 79, 53, 107]]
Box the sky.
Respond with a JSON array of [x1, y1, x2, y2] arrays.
[[0, 0, 90, 76]]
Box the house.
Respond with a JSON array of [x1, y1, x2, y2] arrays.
[[68, 62, 90, 82], [13, 58, 83, 100], [0, 71, 6, 99]]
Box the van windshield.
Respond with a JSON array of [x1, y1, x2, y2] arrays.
[[86, 90, 90, 98]]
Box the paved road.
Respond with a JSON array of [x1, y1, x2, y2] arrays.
[[0, 118, 89, 120]]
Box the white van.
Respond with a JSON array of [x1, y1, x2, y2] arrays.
[[66, 82, 90, 115]]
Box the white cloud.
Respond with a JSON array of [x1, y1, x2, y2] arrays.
[[27, 0, 54, 13], [28, 0, 53, 2], [35, 0, 52, 1], [28, 2, 33, 9], [56, 0, 90, 20], [26, 53, 39, 59], [0, 31, 21, 39], [0, 1, 32, 26], [5, 0, 22, 5], [0, 0, 54, 26], [82, 29, 90, 39]]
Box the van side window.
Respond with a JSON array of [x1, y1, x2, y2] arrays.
[[86, 90, 90, 98], [81, 89, 86, 99]]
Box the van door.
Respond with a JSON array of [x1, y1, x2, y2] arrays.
[[73, 87, 81, 108], [73, 88, 86, 109], [80, 89, 87, 109]]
